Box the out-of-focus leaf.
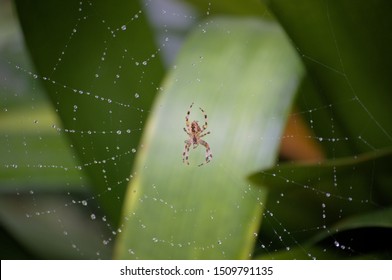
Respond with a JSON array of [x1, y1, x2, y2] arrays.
[[182, 0, 271, 18], [254, 208, 392, 259], [267, 0, 392, 157], [248, 148, 392, 248], [0, 105, 86, 191], [0, 194, 112, 259], [311, 207, 392, 244], [0, 226, 36, 259], [14, 0, 164, 225], [254, 242, 389, 260], [254, 245, 342, 260], [114, 17, 304, 259]]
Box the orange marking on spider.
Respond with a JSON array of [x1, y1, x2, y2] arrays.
[[183, 102, 212, 167]]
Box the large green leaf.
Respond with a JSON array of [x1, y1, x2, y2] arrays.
[[14, 0, 164, 225], [114, 17, 304, 259], [267, 0, 392, 156]]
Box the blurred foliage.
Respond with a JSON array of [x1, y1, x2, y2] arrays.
[[14, 0, 164, 226], [249, 149, 392, 258], [248, 0, 392, 259], [0, 0, 391, 259]]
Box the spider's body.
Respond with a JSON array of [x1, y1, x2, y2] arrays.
[[183, 103, 212, 166]]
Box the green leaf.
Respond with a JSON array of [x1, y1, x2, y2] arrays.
[[248, 148, 392, 248], [254, 245, 343, 260], [311, 207, 392, 245], [267, 0, 392, 156], [0, 194, 112, 259], [114, 17, 304, 259], [0, 226, 36, 259], [182, 0, 270, 17], [14, 0, 165, 225], [0, 105, 86, 191], [254, 241, 390, 260]]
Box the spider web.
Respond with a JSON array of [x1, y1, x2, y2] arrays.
[[1, 0, 391, 260]]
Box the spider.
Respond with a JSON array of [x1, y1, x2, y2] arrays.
[[182, 102, 212, 166]]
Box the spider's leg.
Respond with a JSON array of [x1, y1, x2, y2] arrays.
[[198, 139, 212, 167], [199, 106, 208, 132], [183, 141, 191, 165], [185, 102, 194, 128], [199, 131, 210, 138], [183, 127, 191, 136]]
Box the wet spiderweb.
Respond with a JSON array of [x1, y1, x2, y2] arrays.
[[0, 0, 391, 259]]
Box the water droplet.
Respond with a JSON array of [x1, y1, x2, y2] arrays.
[[82, 200, 87, 206], [117, 130, 122, 135], [134, 93, 139, 98], [90, 214, 96, 220], [121, 25, 127, 31]]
